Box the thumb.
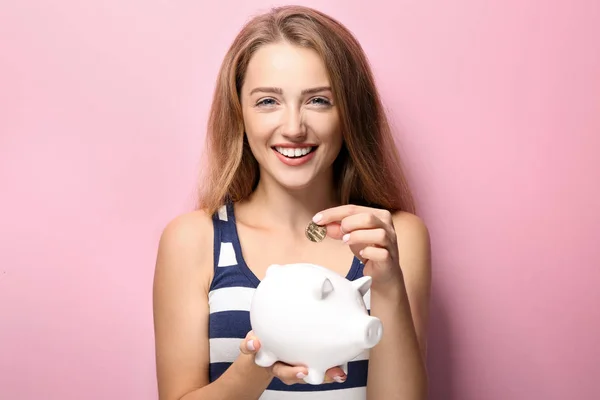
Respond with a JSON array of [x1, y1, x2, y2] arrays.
[[324, 222, 344, 240], [240, 331, 261, 355]]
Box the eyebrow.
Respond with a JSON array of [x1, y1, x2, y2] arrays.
[[249, 86, 332, 96]]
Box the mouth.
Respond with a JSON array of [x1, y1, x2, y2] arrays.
[[272, 146, 318, 159]]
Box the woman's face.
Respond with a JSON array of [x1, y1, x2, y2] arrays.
[[240, 42, 343, 191]]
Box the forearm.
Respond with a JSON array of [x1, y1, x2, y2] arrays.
[[367, 280, 428, 400], [180, 354, 273, 400]]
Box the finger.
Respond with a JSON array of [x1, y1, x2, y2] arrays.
[[359, 246, 391, 262], [272, 362, 309, 385], [313, 205, 392, 226], [312, 204, 364, 226], [325, 214, 392, 242], [343, 228, 392, 250], [239, 331, 260, 355], [339, 213, 392, 236]]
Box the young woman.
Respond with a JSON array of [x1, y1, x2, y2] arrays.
[[153, 5, 431, 400]]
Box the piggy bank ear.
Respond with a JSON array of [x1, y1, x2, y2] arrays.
[[265, 264, 281, 277], [352, 276, 372, 297], [313, 277, 334, 300]]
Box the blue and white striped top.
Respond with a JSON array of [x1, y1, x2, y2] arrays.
[[208, 202, 371, 399]]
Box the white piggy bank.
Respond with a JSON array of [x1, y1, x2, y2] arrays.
[[249, 263, 383, 385]]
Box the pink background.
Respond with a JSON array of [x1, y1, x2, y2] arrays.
[[1, 1, 599, 399]]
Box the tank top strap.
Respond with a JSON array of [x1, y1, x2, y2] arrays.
[[212, 201, 237, 242], [210, 201, 253, 291]]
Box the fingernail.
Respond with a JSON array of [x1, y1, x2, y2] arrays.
[[312, 213, 322, 223], [342, 234, 350, 242], [246, 340, 255, 351], [333, 376, 346, 383], [296, 372, 306, 379]]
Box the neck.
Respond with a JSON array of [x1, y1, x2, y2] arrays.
[[242, 170, 340, 232]]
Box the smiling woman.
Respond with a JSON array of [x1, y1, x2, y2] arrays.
[[250, 84, 330, 163], [253, 84, 332, 165], [241, 42, 343, 189], [153, 5, 431, 400]]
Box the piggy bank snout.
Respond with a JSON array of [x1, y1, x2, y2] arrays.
[[363, 317, 383, 349]]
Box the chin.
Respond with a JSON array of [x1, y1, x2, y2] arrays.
[[271, 174, 317, 191], [260, 165, 324, 191]]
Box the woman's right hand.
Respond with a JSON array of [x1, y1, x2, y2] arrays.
[[239, 331, 347, 385]]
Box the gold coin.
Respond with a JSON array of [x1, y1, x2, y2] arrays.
[[305, 221, 327, 242]]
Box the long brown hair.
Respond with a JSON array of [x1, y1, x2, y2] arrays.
[[197, 5, 415, 215]]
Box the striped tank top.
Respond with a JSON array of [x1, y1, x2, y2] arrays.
[[208, 202, 371, 399]]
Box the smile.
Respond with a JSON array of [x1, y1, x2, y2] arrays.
[[273, 146, 317, 158]]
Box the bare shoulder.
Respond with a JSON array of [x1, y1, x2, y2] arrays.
[[158, 209, 214, 248], [154, 209, 215, 293]]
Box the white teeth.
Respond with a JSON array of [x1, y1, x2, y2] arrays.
[[275, 146, 313, 158]]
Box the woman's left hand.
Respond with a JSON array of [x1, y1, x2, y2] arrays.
[[312, 205, 403, 290]]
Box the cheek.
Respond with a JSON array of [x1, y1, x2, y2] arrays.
[[245, 133, 271, 160], [310, 115, 342, 147], [243, 113, 274, 147]]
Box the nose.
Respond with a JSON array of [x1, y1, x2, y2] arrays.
[[363, 317, 383, 349], [281, 107, 307, 141]]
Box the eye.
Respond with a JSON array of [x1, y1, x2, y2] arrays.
[[308, 97, 332, 107], [255, 98, 278, 107]]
